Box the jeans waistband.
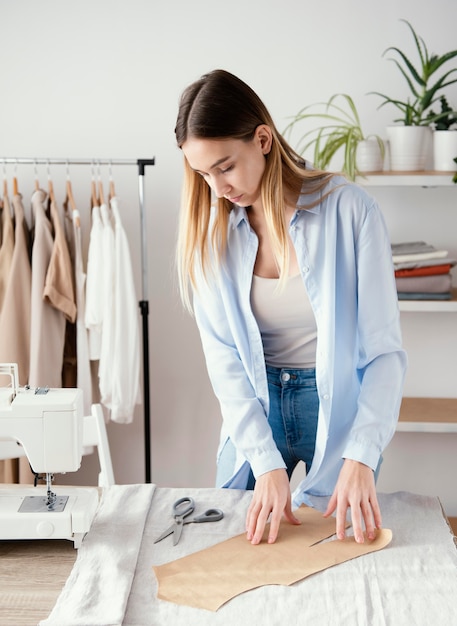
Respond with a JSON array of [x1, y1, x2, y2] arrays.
[[266, 364, 316, 384]]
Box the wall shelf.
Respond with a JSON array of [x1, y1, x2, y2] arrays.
[[397, 397, 457, 433], [356, 171, 456, 187]]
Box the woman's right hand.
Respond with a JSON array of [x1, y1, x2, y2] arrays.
[[245, 468, 301, 544]]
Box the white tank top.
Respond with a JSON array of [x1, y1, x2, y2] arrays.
[[250, 273, 317, 368]]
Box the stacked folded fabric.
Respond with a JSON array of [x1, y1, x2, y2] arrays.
[[392, 241, 456, 300]]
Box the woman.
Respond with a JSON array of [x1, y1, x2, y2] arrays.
[[175, 69, 407, 546]]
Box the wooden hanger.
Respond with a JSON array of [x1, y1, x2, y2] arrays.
[[65, 162, 79, 227], [108, 161, 116, 201], [66, 179, 77, 212], [12, 161, 19, 196], [97, 161, 105, 206], [109, 180, 115, 201], [33, 159, 40, 191], [98, 177, 105, 206], [47, 161, 55, 204], [1, 160, 5, 197], [48, 178, 55, 203], [90, 162, 98, 208]]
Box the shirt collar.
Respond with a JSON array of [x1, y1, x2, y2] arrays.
[[228, 176, 334, 229], [229, 204, 250, 229]]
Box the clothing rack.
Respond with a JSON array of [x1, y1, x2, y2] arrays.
[[1, 156, 156, 483]]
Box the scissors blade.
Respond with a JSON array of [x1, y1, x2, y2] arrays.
[[172, 520, 184, 546], [154, 523, 176, 544]]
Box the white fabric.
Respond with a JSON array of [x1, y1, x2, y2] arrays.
[[39, 484, 155, 626], [391, 241, 449, 264], [84, 199, 140, 423], [392, 250, 449, 263], [42, 488, 457, 626], [85, 205, 104, 360], [72, 209, 92, 415], [109, 196, 141, 423], [98, 203, 116, 410]]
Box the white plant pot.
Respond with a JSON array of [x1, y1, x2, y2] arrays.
[[433, 130, 457, 171], [356, 138, 384, 172], [386, 125, 432, 171]]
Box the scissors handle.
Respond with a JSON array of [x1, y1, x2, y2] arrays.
[[173, 496, 195, 520], [187, 508, 224, 523]]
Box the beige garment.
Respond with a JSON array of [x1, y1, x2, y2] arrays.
[[43, 198, 76, 324], [61, 198, 77, 388], [29, 189, 67, 388], [0, 195, 15, 311], [0, 194, 31, 385], [0, 197, 14, 482]]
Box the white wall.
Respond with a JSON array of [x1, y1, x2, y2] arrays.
[[1, 1, 456, 513]]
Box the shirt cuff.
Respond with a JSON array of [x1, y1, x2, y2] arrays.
[[249, 448, 287, 478], [342, 438, 381, 471]]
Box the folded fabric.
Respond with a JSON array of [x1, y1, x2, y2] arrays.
[[394, 257, 457, 271], [395, 264, 453, 278], [395, 273, 452, 294], [391, 241, 449, 264], [391, 241, 438, 255], [397, 292, 452, 300], [392, 250, 449, 264], [39, 484, 156, 626], [153, 505, 392, 611]]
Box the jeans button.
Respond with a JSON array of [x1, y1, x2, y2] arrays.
[[282, 372, 291, 382]]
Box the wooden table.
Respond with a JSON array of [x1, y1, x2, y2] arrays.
[[0, 539, 76, 626]]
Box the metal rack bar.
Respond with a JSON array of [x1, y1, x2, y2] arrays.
[[1, 156, 156, 484], [1, 157, 145, 166]]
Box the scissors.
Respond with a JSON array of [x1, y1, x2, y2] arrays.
[[154, 496, 224, 546]]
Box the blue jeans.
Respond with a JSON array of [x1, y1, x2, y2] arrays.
[[216, 365, 319, 489]]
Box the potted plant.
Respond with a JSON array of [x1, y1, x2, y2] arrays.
[[427, 96, 457, 171], [284, 93, 385, 180], [371, 19, 457, 171]]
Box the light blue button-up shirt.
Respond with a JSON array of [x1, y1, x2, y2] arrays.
[[193, 175, 407, 505]]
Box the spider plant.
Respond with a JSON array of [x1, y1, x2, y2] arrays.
[[371, 19, 457, 126], [284, 93, 384, 180]]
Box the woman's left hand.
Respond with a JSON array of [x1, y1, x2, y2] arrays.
[[323, 459, 382, 543]]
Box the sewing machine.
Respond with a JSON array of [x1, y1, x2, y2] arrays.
[[0, 364, 99, 548]]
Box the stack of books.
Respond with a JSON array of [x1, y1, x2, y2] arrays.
[[392, 241, 456, 300]]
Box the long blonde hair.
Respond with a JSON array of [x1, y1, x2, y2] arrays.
[[175, 69, 334, 311]]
